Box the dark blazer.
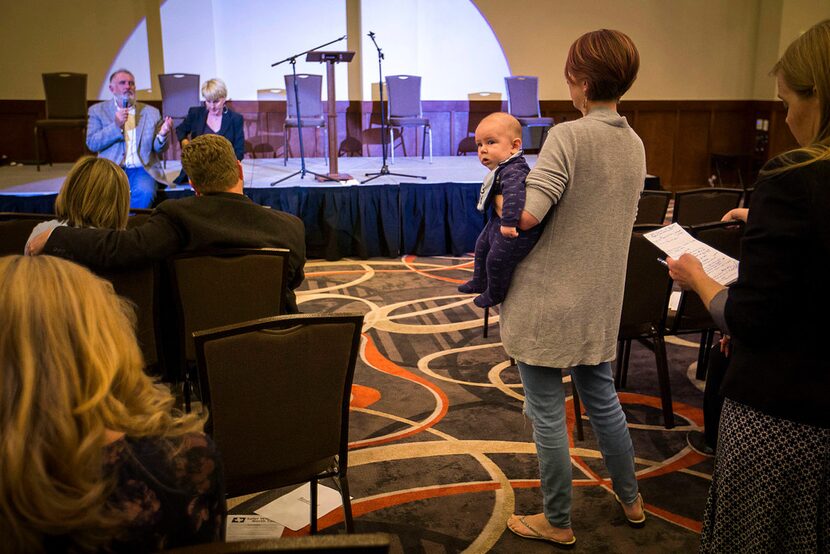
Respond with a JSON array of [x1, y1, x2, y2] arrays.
[[175, 106, 245, 184], [722, 155, 830, 428], [44, 193, 306, 312]]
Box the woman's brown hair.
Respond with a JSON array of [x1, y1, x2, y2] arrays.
[[565, 29, 640, 102]]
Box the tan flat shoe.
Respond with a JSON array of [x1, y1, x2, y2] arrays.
[[615, 493, 646, 527], [507, 514, 576, 549]]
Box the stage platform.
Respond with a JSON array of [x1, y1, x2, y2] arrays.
[[0, 156, 502, 260], [0, 156, 659, 260]]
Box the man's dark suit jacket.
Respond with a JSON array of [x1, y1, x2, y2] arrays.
[[44, 192, 306, 312]]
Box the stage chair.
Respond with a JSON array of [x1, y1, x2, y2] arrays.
[[193, 312, 364, 534], [667, 220, 745, 380], [457, 136, 477, 156], [616, 225, 675, 428], [168, 248, 290, 411], [284, 74, 327, 165], [634, 190, 672, 225], [504, 76, 554, 150], [0, 212, 55, 256], [671, 187, 743, 226], [96, 264, 164, 377], [158, 73, 200, 168], [162, 533, 391, 553], [386, 75, 433, 163], [34, 72, 88, 171]]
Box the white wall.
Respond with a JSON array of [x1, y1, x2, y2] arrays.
[[160, 0, 217, 86], [2, 0, 827, 101], [209, 0, 349, 100], [360, 0, 510, 99], [474, 0, 766, 100]]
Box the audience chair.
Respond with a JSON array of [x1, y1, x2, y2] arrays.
[[616, 226, 675, 428], [671, 187, 743, 226], [742, 187, 754, 208], [193, 313, 365, 534], [0, 212, 55, 256], [504, 76, 554, 149], [386, 75, 433, 163], [168, 248, 290, 410], [34, 72, 88, 171], [163, 533, 391, 553], [569, 371, 584, 441], [96, 264, 164, 376], [284, 74, 327, 165], [634, 190, 672, 225], [456, 136, 477, 156], [668, 220, 745, 380], [158, 73, 200, 167]]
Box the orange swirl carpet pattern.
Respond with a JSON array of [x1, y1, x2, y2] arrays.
[[294, 256, 711, 553]]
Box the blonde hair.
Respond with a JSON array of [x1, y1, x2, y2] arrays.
[[181, 134, 239, 193], [55, 157, 130, 230], [766, 19, 830, 173], [201, 78, 228, 102], [0, 256, 205, 552]]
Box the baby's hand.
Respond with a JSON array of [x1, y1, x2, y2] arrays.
[[500, 225, 518, 238]]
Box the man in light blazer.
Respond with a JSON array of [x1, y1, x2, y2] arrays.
[[86, 68, 173, 208]]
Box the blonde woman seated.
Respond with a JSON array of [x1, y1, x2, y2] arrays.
[[174, 78, 245, 185], [25, 156, 130, 252], [0, 256, 225, 552]]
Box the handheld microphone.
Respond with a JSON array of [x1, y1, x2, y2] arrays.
[[121, 94, 130, 109]]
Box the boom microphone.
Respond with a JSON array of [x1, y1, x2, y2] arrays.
[[368, 31, 375, 38]]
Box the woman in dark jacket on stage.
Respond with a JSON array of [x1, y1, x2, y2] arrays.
[[174, 77, 244, 184], [667, 18, 830, 553]]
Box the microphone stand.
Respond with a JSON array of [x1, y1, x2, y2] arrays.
[[362, 32, 425, 183], [270, 36, 346, 186]]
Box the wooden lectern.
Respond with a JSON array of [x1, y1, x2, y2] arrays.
[[305, 51, 355, 181]]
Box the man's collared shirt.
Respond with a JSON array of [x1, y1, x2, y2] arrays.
[[115, 98, 141, 168]]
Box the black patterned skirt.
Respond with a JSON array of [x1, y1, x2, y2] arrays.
[[700, 398, 829, 553]]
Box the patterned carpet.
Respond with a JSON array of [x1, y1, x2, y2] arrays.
[[282, 255, 712, 553]]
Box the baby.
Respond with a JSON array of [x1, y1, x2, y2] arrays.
[[458, 112, 544, 308]]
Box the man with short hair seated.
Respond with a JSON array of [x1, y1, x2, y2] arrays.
[[28, 134, 306, 312], [87, 68, 174, 209]]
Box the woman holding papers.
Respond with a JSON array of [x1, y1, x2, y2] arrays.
[[0, 256, 225, 552], [502, 30, 646, 547], [668, 19, 830, 553]]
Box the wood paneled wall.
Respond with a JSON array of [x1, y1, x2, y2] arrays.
[[1, 99, 797, 191]]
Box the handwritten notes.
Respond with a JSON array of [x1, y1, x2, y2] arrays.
[[644, 223, 739, 285]]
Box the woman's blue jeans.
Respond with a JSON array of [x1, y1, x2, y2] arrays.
[[517, 360, 639, 528]]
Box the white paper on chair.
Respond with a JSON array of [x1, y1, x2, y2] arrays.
[[225, 515, 285, 542], [644, 223, 739, 285], [254, 483, 344, 531]]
